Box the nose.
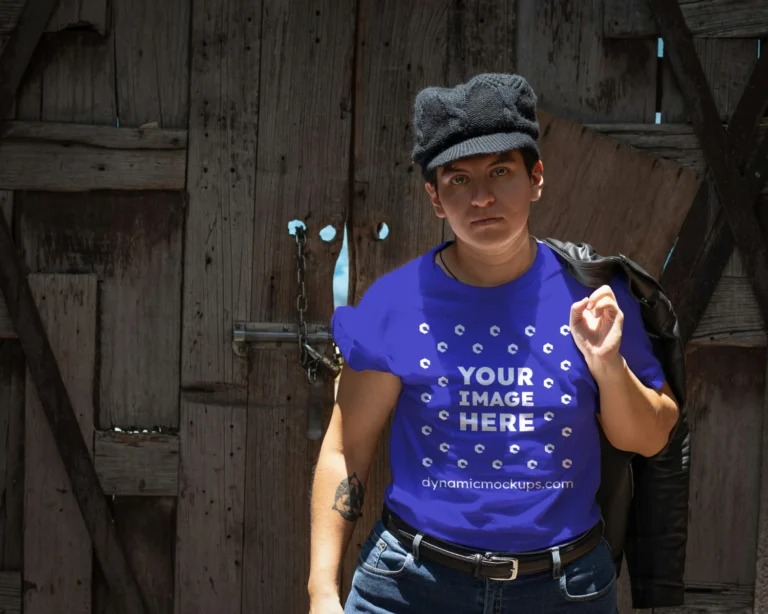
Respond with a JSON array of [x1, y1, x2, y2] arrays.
[[471, 184, 495, 208]]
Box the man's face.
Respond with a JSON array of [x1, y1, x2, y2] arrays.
[[425, 150, 544, 250]]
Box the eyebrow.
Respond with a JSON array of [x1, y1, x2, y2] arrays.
[[443, 153, 515, 174]]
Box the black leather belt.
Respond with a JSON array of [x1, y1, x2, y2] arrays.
[[381, 505, 603, 581]]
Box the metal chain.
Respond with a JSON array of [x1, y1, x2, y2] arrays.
[[294, 226, 318, 383]]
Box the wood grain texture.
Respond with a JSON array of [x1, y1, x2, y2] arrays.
[[95, 431, 179, 496], [684, 346, 765, 586], [0, 340, 23, 569], [0, 120, 187, 148], [240, 0, 354, 611], [0, 140, 186, 190], [17, 191, 184, 428], [662, 39, 758, 123], [532, 110, 700, 278], [0, 0, 107, 34], [95, 497, 176, 614], [0, 0, 59, 121], [660, 582, 753, 613], [587, 120, 768, 180], [113, 0, 190, 128], [605, 0, 768, 38], [177, 0, 261, 610], [516, 0, 657, 123], [23, 274, 96, 614], [690, 276, 766, 346], [40, 30, 116, 124], [755, 355, 768, 611], [0, 571, 20, 613]]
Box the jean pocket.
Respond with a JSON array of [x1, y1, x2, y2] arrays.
[[557, 538, 617, 603], [358, 523, 414, 578]]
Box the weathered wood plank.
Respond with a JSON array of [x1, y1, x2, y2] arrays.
[[660, 35, 759, 345], [241, 0, 354, 611], [0, 341, 23, 569], [0, 0, 107, 35], [586, 121, 768, 179], [605, 0, 768, 38], [177, 0, 260, 609], [47, 0, 108, 36], [343, 0, 449, 602], [23, 274, 97, 613], [517, 0, 657, 123], [533, 109, 700, 278], [0, 0, 59, 121], [95, 497, 176, 614], [40, 29, 116, 124], [661, 582, 753, 613], [650, 0, 768, 337], [1, 120, 187, 148], [0, 299, 9, 338], [755, 352, 768, 611], [113, 0, 190, 128], [684, 346, 764, 586], [95, 431, 179, 496], [689, 276, 766, 346], [0, 140, 186, 190], [662, 39, 758, 123], [0, 570, 21, 613], [17, 191, 184, 428]]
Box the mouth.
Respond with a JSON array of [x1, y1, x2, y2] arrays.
[[471, 216, 503, 226]]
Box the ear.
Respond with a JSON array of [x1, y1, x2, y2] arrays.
[[425, 181, 447, 219], [530, 159, 544, 202]]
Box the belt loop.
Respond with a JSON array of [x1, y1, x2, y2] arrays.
[[550, 546, 562, 580], [472, 553, 482, 578], [412, 533, 424, 560]]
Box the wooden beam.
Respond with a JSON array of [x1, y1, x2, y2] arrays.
[[94, 430, 179, 496], [0, 121, 187, 191], [648, 0, 768, 338], [605, 0, 768, 38], [0, 0, 59, 121], [0, 214, 147, 613]]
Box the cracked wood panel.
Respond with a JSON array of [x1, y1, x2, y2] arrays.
[[516, 0, 657, 123], [23, 274, 97, 614], [176, 0, 261, 610], [241, 0, 354, 611]]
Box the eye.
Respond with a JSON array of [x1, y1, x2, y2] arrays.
[[450, 176, 468, 185], [492, 167, 509, 177]]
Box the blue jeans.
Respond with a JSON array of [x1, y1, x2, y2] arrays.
[[344, 520, 617, 613]]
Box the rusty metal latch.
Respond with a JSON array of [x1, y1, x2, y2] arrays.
[[232, 321, 333, 358]]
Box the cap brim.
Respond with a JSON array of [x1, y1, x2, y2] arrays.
[[425, 132, 539, 175]]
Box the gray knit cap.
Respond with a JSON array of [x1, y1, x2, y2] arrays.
[[411, 73, 540, 180]]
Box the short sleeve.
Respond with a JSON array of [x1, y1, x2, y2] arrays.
[[331, 279, 393, 373], [611, 275, 667, 391]]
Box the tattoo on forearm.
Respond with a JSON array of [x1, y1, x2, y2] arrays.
[[332, 473, 365, 521]]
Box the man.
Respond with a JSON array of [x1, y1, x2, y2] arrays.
[[308, 73, 680, 614]]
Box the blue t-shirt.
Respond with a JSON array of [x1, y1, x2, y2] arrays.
[[331, 239, 666, 552]]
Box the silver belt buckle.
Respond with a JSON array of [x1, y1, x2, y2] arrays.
[[489, 556, 519, 581]]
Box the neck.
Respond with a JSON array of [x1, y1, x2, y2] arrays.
[[442, 233, 536, 287]]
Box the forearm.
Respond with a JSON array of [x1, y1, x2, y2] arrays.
[[593, 355, 678, 457], [308, 438, 369, 599]]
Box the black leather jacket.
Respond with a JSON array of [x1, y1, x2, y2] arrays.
[[542, 238, 690, 609]]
